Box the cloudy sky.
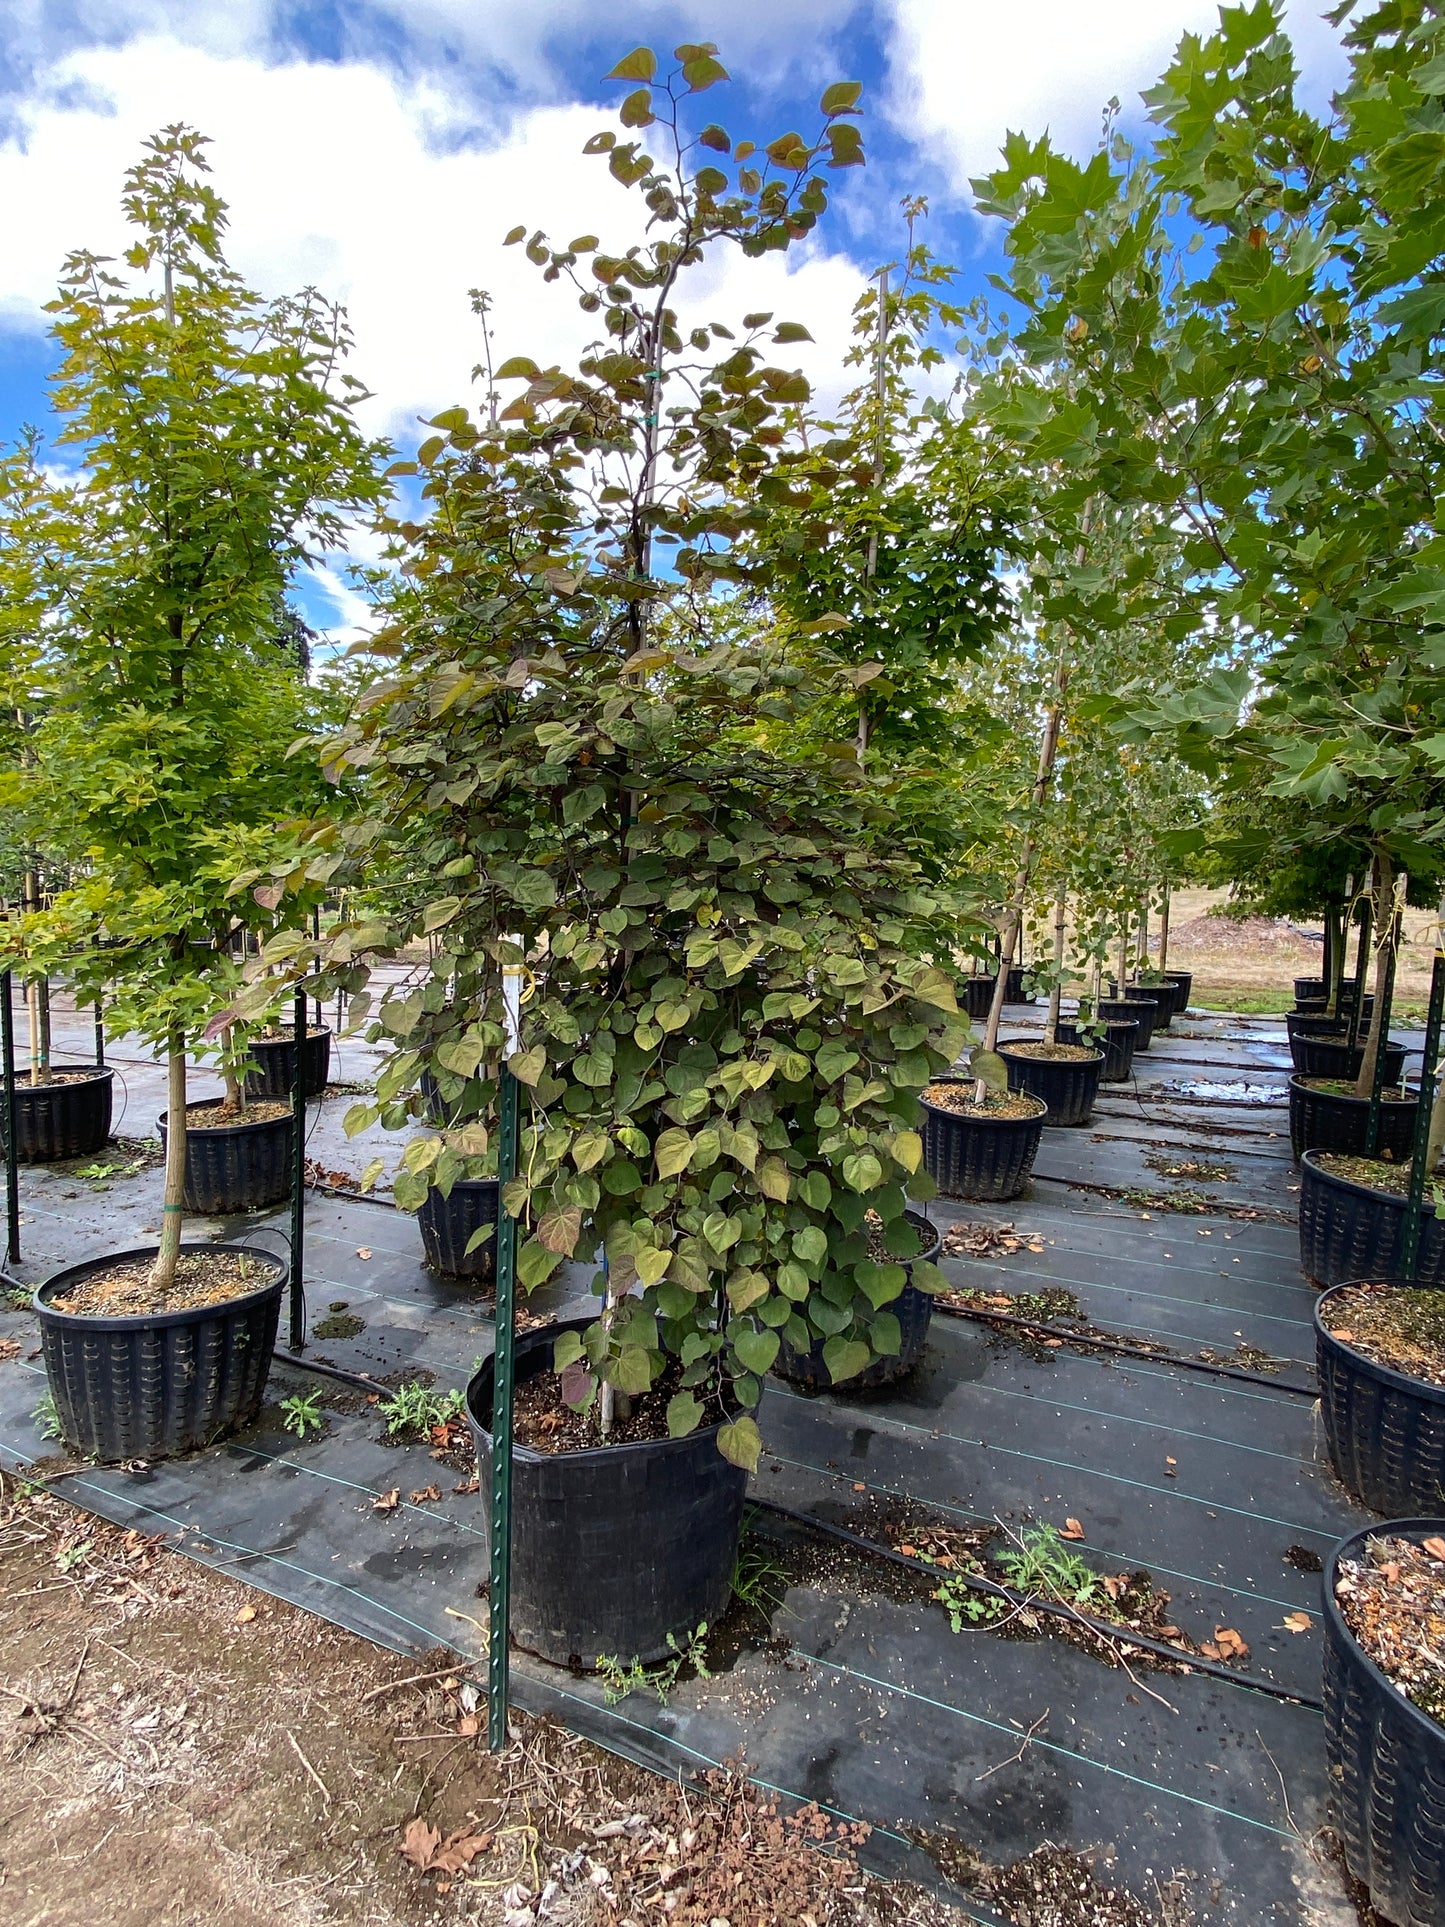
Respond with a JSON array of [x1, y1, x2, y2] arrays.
[[0, 1, 1351, 638]]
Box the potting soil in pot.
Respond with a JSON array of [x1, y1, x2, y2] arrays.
[[1315, 1152, 1417, 1195], [922, 1083, 1044, 1121], [185, 1099, 291, 1127], [513, 1364, 731, 1453], [1334, 1532, 1445, 1732], [999, 1041, 1096, 1061], [11, 1069, 99, 1086], [1322, 1284, 1445, 1392], [48, 1248, 276, 1318], [1304, 1078, 1411, 1101]]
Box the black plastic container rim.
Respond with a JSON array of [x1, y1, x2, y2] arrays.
[[1322, 1515, 1445, 1753], [996, 1038, 1105, 1070], [11, 1062, 115, 1090], [1089, 1010, 1139, 1032], [919, 1080, 1048, 1127], [1314, 1281, 1445, 1411], [426, 1175, 500, 1198], [1300, 1146, 1434, 1214], [250, 1025, 333, 1048], [467, 1315, 743, 1469], [157, 1099, 296, 1138], [33, 1240, 287, 1332], [1289, 1072, 1412, 1106]]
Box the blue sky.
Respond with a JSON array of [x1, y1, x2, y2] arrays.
[[0, 1, 1350, 640]]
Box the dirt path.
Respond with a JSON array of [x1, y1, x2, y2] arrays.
[[0, 1474, 990, 1927]]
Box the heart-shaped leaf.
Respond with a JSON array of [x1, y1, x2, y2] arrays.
[[717, 1416, 762, 1472]]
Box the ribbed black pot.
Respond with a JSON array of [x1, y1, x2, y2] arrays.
[[1287, 1010, 1348, 1043], [1292, 1034, 1407, 1084], [1289, 1075, 1419, 1164], [921, 1081, 1047, 1202], [466, 1320, 748, 1666], [3, 1065, 114, 1162], [1162, 970, 1192, 1014], [1103, 992, 1157, 1050], [1295, 976, 1326, 1003], [1005, 963, 1032, 1003], [1135, 980, 1178, 1030], [417, 1178, 499, 1281], [244, 1027, 331, 1100], [158, 1101, 294, 1214], [965, 975, 997, 1022], [1058, 1018, 1137, 1084], [997, 1040, 1104, 1128], [1323, 1518, 1445, 1926], [1315, 1285, 1445, 1516], [773, 1212, 941, 1391], [34, 1242, 284, 1462], [1298, 1151, 1445, 1288]]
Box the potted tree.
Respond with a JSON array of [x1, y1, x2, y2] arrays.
[[264, 50, 965, 1664], [0, 129, 382, 1459]]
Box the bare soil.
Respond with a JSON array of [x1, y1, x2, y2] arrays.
[[1323, 1283, 1445, 1391], [48, 1249, 280, 1318], [12, 1069, 104, 1087], [0, 1474, 977, 1927], [512, 1364, 729, 1454], [998, 1042, 1097, 1062], [1334, 1530, 1445, 1730], [187, 1100, 292, 1129]]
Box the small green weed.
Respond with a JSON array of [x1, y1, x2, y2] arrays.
[[596, 1623, 711, 1706], [3, 1284, 31, 1311], [996, 1523, 1107, 1612], [55, 1538, 92, 1574], [379, 1382, 465, 1440], [73, 1157, 143, 1188], [731, 1528, 789, 1619], [932, 1573, 1011, 1630], [280, 1390, 327, 1440], [32, 1390, 62, 1442]]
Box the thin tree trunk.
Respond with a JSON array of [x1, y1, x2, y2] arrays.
[[1047, 891, 1066, 1043], [1429, 1066, 1445, 1173], [1117, 925, 1128, 997], [1158, 887, 1171, 975], [1354, 851, 1396, 1099], [26, 980, 40, 1087], [151, 1036, 188, 1291], [1138, 898, 1149, 976]]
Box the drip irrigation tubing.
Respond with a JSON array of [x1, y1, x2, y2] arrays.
[[750, 1497, 1325, 1713], [932, 1301, 1317, 1397]]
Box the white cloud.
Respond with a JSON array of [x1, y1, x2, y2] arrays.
[[0, 36, 866, 450], [884, 0, 1350, 195]]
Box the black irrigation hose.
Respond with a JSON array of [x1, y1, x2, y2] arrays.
[[751, 1497, 1325, 1713], [933, 1301, 1317, 1398], [272, 1350, 391, 1395]]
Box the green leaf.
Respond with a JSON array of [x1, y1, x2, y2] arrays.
[[702, 1211, 742, 1253], [667, 1392, 703, 1438], [343, 1101, 379, 1138], [968, 1049, 1009, 1094], [572, 1130, 611, 1171], [620, 87, 654, 127], [773, 321, 813, 343], [820, 81, 863, 115], [463, 1223, 496, 1256], [717, 1416, 762, 1472], [606, 46, 657, 81], [495, 355, 540, 378], [503, 225, 526, 245], [825, 122, 864, 167], [634, 1245, 672, 1286], [823, 1337, 871, 1385], [606, 1345, 653, 1396], [755, 1156, 791, 1201], [421, 896, 461, 933], [816, 1041, 860, 1082], [727, 1269, 769, 1313], [682, 53, 728, 90], [889, 1129, 923, 1174], [870, 1311, 902, 1357], [508, 1046, 546, 1086], [792, 1225, 827, 1265], [910, 1259, 947, 1296], [655, 1126, 694, 1177], [553, 1328, 585, 1371], [841, 1152, 883, 1193], [732, 1326, 779, 1375], [518, 1239, 564, 1289]]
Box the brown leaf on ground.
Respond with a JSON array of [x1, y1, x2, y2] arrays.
[[372, 1488, 400, 1512], [233, 1604, 257, 1625], [1060, 1518, 1085, 1541], [1282, 1612, 1312, 1633], [356, 1247, 373, 1260], [1424, 1537, 1445, 1560], [0, 1336, 21, 1360], [398, 1816, 440, 1871], [408, 1486, 441, 1505], [1211, 1626, 1249, 1660]]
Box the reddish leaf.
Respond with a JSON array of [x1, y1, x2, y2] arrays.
[[1423, 1537, 1445, 1561]]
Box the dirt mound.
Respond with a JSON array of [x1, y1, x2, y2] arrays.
[[1165, 914, 1319, 959]]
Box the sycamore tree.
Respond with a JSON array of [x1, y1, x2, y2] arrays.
[[245, 48, 966, 1463], [972, 0, 1445, 1098], [0, 128, 385, 1288]]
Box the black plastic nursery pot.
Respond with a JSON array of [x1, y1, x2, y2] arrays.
[[1288, 1075, 1419, 1164], [1298, 1151, 1445, 1288], [964, 975, 997, 1022], [1004, 963, 1031, 1003], [773, 1210, 942, 1392], [1323, 1519, 1445, 1927], [1162, 969, 1192, 1013], [1058, 1018, 1137, 1084], [2, 1064, 114, 1162], [1295, 975, 1327, 1003], [1315, 1284, 1445, 1517], [1292, 1034, 1407, 1084], [1287, 1010, 1348, 1043], [33, 1242, 285, 1462], [1135, 980, 1178, 1030], [920, 1080, 1047, 1202], [417, 1177, 499, 1282], [997, 1039, 1104, 1128], [158, 1100, 294, 1214], [1100, 993, 1157, 1050], [466, 1320, 748, 1667], [244, 1025, 331, 1100]]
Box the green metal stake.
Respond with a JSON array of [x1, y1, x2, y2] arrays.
[[1400, 932, 1445, 1281], [488, 959, 523, 1752]]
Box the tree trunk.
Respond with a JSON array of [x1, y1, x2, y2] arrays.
[[150, 1037, 188, 1292], [1428, 1070, 1445, 1174], [37, 977, 50, 1079], [1354, 851, 1396, 1100], [26, 979, 40, 1088], [1158, 886, 1171, 975], [1117, 925, 1128, 995], [1046, 891, 1066, 1043], [1138, 898, 1149, 976]]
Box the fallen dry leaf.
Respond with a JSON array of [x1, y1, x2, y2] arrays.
[[1423, 1537, 1445, 1561], [1060, 1518, 1085, 1541], [399, 1818, 441, 1872], [398, 1816, 492, 1875], [1211, 1626, 1249, 1660], [409, 1485, 442, 1505], [852, 1482, 866, 1492], [356, 1247, 373, 1260], [1282, 1612, 1312, 1634], [457, 1712, 479, 1737], [234, 1604, 257, 1625], [0, 1336, 21, 1360], [1330, 1328, 1355, 1342], [373, 1488, 400, 1513]]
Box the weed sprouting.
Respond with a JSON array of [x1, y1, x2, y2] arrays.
[[596, 1624, 711, 1706], [996, 1523, 1107, 1612], [280, 1390, 327, 1440], [379, 1382, 465, 1440]]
